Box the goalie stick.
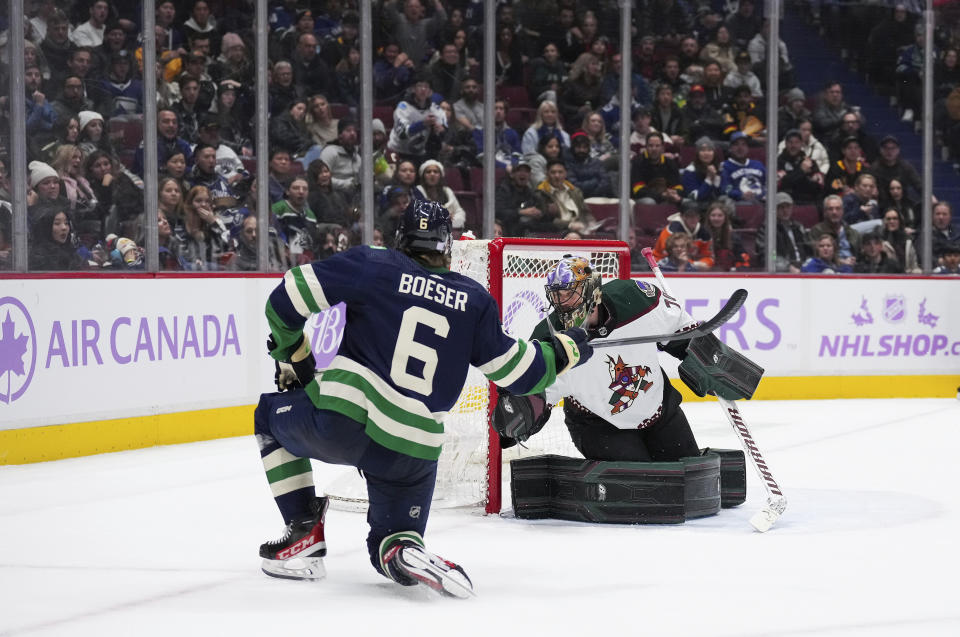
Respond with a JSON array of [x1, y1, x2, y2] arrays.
[[591, 288, 748, 348], [639, 248, 787, 533]]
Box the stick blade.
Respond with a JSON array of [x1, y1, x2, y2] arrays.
[[749, 497, 787, 532]]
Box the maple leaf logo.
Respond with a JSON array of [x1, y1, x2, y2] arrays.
[[0, 310, 29, 383]]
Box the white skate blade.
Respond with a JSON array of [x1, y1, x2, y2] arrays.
[[399, 548, 475, 598], [261, 556, 326, 581]]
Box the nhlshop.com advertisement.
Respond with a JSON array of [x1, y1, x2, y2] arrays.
[[0, 275, 957, 435]]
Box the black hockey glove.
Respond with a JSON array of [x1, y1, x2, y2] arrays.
[[551, 327, 593, 375], [491, 390, 552, 449], [267, 333, 316, 391]]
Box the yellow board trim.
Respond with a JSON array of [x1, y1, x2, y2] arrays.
[[0, 405, 253, 465], [2, 375, 957, 465]]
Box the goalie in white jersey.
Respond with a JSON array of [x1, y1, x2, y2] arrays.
[[517, 255, 703, 461]]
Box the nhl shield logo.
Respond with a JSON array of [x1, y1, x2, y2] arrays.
[[882, 295, 906, 324]]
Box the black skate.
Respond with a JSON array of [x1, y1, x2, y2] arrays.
[[381, 533, 474, 598], [259, 497, 328, 581]]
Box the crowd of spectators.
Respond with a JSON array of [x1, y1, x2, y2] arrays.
[[0, 0, 958, 275]]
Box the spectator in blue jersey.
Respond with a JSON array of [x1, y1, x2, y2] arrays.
[[802, 233, 852, 274], [100, 50, 143, 116], [134, 108, 193, 178], [272, 175, 317, 264], [721, 132, 766, 203], [253, 199, 591, 595], [472, 98, 519, 170], [387, 75, 448, 162], [631, 131, 683, 205], [680, 137, 723, 202], [188, 143, 238, 205]]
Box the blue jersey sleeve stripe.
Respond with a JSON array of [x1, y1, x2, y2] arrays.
[[283, 270, 313, 318]]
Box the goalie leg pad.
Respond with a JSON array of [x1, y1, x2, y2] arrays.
[[678, 333, 765, 400], [509, 454, 722, 524], [702, 448, 747, 508]]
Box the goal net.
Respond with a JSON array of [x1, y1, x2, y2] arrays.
[[322, 237, 630, 513]]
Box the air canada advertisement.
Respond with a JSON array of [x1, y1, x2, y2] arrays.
[[0, 275, 957, 430]]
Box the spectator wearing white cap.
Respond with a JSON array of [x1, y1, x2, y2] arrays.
[[415, 159, 466, 230], [27, 161, 62, 211]]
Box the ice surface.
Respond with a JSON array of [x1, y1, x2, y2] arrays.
[[2, 398, 959, 636]]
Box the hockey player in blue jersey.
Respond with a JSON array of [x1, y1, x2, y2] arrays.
[[254, 200, 592, 597]]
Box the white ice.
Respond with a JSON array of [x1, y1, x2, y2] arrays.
[[2, 397, 959, 637]]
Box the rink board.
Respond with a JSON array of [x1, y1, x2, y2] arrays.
[[0, 274, 957, 463]]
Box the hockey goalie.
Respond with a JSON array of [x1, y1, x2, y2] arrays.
[[494, 255, 763, 524]]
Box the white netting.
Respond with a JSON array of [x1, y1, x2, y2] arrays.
[[323, 239, 626, 512]]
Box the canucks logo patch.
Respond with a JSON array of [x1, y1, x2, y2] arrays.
[[635, 281, 656, 297], [606, 355, 653, 415]]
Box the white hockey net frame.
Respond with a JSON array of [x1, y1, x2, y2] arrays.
[[322, 238, 630, 514]]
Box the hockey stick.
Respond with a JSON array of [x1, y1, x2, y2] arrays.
[[591, 288, 748, 348], [639, 248, 787, 532]]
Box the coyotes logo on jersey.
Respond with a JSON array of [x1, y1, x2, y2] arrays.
[[606, 354, 653, 415]]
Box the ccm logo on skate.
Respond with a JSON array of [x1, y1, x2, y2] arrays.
[[276, 405, 292, 414], [277, 533, 319, 560]]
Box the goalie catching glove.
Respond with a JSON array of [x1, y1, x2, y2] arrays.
[[677, 333, 764, 400], [267, 333, 316, 391], [492, 390, 552, 449]]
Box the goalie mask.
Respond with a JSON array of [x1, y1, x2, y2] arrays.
[[545, 255, 602, 329], [395, 199, 452, 258]]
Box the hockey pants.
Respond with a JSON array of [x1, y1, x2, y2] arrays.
[[254, 389, 438, 575]]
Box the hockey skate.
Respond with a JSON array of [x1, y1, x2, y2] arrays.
[[381, 532, 474, 598], [260, 497, 328, 581]]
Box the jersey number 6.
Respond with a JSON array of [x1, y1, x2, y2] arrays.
[[390, 306, 450, 395]]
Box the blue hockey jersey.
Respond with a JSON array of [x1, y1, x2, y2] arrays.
[[266, 245, 561, 460]]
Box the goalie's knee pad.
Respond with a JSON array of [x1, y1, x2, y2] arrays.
[[510, 449, 746, 524]]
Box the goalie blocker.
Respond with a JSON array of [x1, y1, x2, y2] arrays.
[[510, 449, 746, 524]]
